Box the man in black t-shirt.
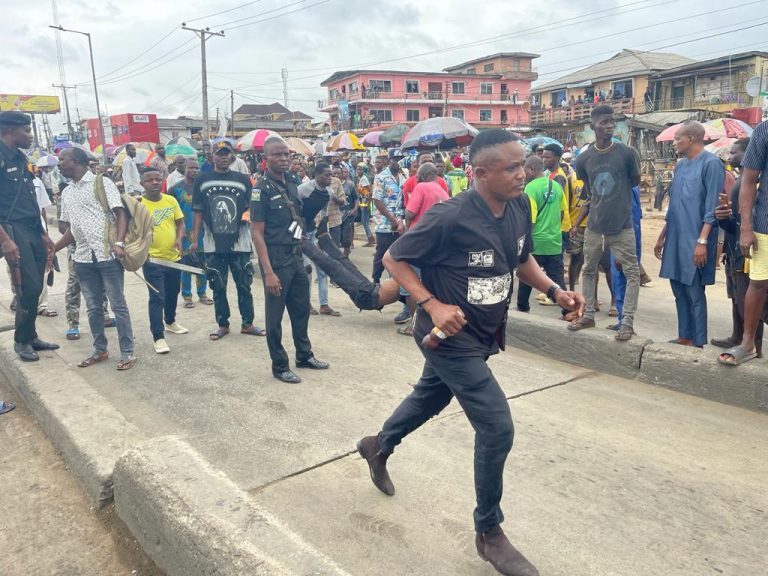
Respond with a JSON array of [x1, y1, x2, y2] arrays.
[[191, 140, 265, 341], [357, 130, 583, 576], [570, 105, 641, 341]]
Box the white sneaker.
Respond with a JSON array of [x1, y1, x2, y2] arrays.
[[153, 338, 171, 354], [164, 322, 189, 334]]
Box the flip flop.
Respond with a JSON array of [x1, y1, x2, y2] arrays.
[[198, 296, 214, 305], [718, 345, 758, 366], [240, 325, 266, 336], [615, 324, 635, 341], [397, 326, 414, 336], [116, 356, 136, 371], [38, 309, 59, 317], [183, 299, 195, 309], [0, 401, 16, 415], [66, 327, 80, 341], [78, 352, 109, 368], [567, 317, 595, 331], [209, 327, 230, 341]]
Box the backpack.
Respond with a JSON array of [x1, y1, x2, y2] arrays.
[[94, 174, 153, 272]]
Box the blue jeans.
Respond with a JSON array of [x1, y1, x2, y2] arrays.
[[305, 230, 329, 306], [359, 206, 372, 238], [75, 259, 135, 359], [670, 270, 708, 347], [379, 351, 514, 533], [142, 262, 181, 341], [181, 270, 207, 299]]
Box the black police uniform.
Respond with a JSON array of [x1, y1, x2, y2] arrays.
[[0, 135, 46, 346], [376, 189, 534, 535], [250, 171, 313, 371]]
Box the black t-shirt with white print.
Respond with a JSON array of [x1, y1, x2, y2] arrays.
[[388, 189, 532, 357], [192, 170, 251, 253]]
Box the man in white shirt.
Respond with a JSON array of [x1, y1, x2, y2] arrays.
[[165, 155, 188, 192], [121, 143, 143, 196], [230, 151, 250, 175], [54, 147, 137, 371]]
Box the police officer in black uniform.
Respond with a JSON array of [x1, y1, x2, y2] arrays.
[[250, 136, 328, 384], [0, 111, 59, 361]]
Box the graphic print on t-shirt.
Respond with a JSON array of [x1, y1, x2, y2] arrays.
[[152, 206, 175, 226], [209, 193, 238, 235], [592, 171, 616, 197], [466, 273, 511, 305], [468, 250, 495, 267]]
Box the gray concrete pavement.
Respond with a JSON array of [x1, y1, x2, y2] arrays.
[[1, 227, 766, 575]]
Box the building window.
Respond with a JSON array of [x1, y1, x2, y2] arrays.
[[451, 82, 465, 95], [451, 109, 465, 120], [406, 109, 420, 122], [466, 68, 476, 75], [405, 80, 420, 94], [611, 79, 633, 100], [551, 90, 566, 107], [369, 109, 393, 123], [480, 83, 493, 95], [500, 110, 508, 124], [349, 81, 359, 93], [479, 109, 492, 122], [483, 63, 495, 72], [329, 88, 340, 100], [368, 80, 392, 93]]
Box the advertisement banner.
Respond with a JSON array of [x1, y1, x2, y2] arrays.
[[0, 94, 61, 114]]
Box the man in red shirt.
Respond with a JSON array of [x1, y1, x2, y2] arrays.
[[405, 162, 449, 229], [402, 151, 448, 207]]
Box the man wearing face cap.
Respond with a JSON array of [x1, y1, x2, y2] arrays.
[[0, 111, 59, 361]]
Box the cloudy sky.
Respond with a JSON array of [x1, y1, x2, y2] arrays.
[[3, 0, 767, 135]]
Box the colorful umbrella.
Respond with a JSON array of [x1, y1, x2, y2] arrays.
[[285, 137, 315, 157], [235, 129, 278, 151], [705, 118, 753, 139], [400, 117, 479, 149], [35, 155, 59, 168], [165, 136, 201, 151], [655, 122, 722, 142], [704, 137, 736, 161], [112, 142, 155, 165], [55, 142, 98, 160], [379, 124, 409, 146], [313, 140, 327, 156], [164, 144, 198, 158], [524, 136, 564, 149], [362, 130, 384, 147], [327, 131, 365, 151]]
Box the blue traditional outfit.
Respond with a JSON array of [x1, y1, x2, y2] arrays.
[[660, 151, 724, 346]]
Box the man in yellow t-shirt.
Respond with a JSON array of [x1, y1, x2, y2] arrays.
[[140, 167, 187, 354]]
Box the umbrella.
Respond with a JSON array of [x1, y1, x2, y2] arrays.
[[705, 118, 753, 139], [55, 142, 98, 160], [362, 130, 384, 147], [704, 137, 736, 161], [165, 136, 201, 151], [524, 135, 564, 149], [327, 131, 365, 151], [285, 137, 314, 157], [35, 155, 59, 168], [401, 117, 479, 149], [313, 140, 327, 155], [379, 124, 409, 146], [112, 142, 154, 165], [655, 122, 722, 143], [235, 129, 278, 151]]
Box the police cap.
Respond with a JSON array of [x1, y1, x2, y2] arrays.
[[0, 111, 32, 127]]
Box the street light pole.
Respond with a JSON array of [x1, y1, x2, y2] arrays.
[[182, 24, 225, 143], [49, 25, 107, 163]]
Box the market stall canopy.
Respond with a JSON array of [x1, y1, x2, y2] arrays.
[[400, 117, 479, 149], [235, 129, 279, 151], [379, 124, 409, 146], [285, 137, 315, 157], [327, 131, 365, 151]]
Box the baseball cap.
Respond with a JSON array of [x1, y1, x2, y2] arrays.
[[213, 140, 234, 154], [388, 148, 404, 160]]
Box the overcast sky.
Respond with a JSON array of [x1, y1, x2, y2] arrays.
[[3, 0, 767, 135]]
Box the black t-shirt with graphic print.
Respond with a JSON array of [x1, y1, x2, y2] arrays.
[[192, 170, 251, 253], [388, 189, 532, 357]]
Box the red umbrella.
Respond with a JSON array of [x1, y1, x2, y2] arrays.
[[655, 122, 723, 143], [236, 129, 279, 151]]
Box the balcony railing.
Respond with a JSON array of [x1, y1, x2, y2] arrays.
[[530, 98, 635, 126], [318, 89, 531, 110], [648, 92, 751, 112]]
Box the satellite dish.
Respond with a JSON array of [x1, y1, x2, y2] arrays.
[[746, 76, 762, 98]]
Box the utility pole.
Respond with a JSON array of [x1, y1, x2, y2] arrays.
[[282, 67, 289, 108], [230, 89, 235, 139], [182, 24, 224, 143], [52, 83, 76, 140]]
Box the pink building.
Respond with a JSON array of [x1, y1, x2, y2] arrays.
[[319, 53, 539, 131]]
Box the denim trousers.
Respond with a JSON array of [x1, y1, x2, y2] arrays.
[[305, 230, 329, 306], [142, 261, 181, 341], [75, 259, 134, 359]]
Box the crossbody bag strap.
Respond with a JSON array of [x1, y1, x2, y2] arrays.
[[536, 180, 554, 219]]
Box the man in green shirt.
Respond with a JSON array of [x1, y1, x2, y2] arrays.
[[517, 155, 567, 312]]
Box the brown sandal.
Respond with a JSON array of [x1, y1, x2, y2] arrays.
[[240, 325, 266, 336], [199, 295, 214, 305], [615, 324, 635, 341], [78, 352, 109, 368], [567, 317, 595, 331], [116, 356, 136, 371], [209, 327, 230, 341]]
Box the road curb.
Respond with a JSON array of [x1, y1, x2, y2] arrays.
[[506, 313, 649, 379], [114, 436, 354, 576], [506, 314, 768, 413], [639, 342, 768, 412], [0, 334, 146, 506]]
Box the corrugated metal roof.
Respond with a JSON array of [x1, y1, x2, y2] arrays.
[[533, 49, 696, 93], [628, 110, 699, 128]]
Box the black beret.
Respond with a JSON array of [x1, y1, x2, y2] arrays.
[[0, 111, 32, 126]]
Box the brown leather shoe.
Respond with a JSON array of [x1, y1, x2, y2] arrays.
[[356, 435, 395, 496], [476, 525, 539, 576]]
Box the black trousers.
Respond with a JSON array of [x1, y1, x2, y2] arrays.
[[3, 222, 46, 344], [142, 261, 181, 341], [516, 253, 565, 312], [372, 232, 399, 284], [205, 252, 254, 328], [263, 245, 313, 371], [300, 233, 380, 310], [379, 350, 514, 534]]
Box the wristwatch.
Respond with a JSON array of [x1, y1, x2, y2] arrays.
[[696, 238, 707, 245], [546, 283, 562, 302], [113, 241, 126, 248]]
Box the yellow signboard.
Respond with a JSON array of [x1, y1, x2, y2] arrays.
[[0, 94, 61, 114]]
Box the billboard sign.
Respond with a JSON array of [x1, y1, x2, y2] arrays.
[[0, 94, 61, 114]]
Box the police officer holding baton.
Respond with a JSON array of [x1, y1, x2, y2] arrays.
[[0, 111, 59, 361], [250, 136, 328, 384]]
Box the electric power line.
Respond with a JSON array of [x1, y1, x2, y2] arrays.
[[211, 0, 313, 29], [222, 0, 331, 32], [94, 41, 199, 87], [95, 27, 179, 81], [184, 0, 266, 23]]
